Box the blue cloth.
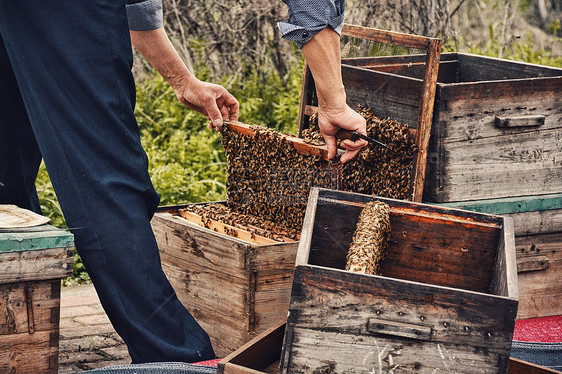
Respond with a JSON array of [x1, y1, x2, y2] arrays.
[[127, 0, 163, 31], [278, 0, 345, 47], [82, 362, 217, 374], [0, 0, 214, 364], [511, 341, 562, 371]]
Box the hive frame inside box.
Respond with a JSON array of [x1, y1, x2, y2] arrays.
[[152, 204, 299, 357], [339, 52, 562, 203], [298, 24, 442, 202], [0, 225, 74, 374], [279, 187, 519, 373]]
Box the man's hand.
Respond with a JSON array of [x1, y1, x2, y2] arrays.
[[318, 104, 367, 163], [301, 28, 368, 163], [130, 28, 238, 130], [170, 74, 239, 130]]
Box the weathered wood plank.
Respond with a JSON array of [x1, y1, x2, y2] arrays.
[[508, 209, 562, 236], [515, 233, 562, 319], [458, 53, 562, 81], [425, 127, 562, 202], [412, 37, 442, 202], [435, 193, 562, 215], [0, 330, 59, 374], [433, 91, 561, 142], [508, 357, 562, 374], [0, 280, 61, 335], [0, 246, 73, 284], [218, 321, 285, 374], [288, 265, 517, 349], [153, 213, 250, 278], [491, 216, 519, 299], [342, 24, 440, 50], [284, 327, 508, 373], [342, 64, 422, 127]]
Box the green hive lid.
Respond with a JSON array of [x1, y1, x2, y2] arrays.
[[0, 224, 74, 253], [436, 193, 562, 215]]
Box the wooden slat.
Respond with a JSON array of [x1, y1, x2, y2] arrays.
[[457, 53, 562, 81], [226, 121, 329, 160], [342, 24, 440, 50], [412, 38, 442, 202], [178, 210, 279, 245], [0, 246, 73, 284], [218, 321, 285, 374], [491, 216, 519, 299], [508, 357, 562, 374]]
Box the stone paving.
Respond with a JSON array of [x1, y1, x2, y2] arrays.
[[58, 284, 131, 373]]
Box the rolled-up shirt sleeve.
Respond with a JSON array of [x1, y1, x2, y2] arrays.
[[278, 0, 345, 48], [126, 0, 163, 31]]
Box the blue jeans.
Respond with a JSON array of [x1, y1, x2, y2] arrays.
[[0, 0, 214, 363]]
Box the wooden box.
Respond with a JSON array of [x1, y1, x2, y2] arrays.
[[326, 52, 562, 203], [0, 225, 74, 374], [218, 322, 560, 374], [440, 193, 562, 320], [151, 205, 298, 357], [279, 188, 519, 373]]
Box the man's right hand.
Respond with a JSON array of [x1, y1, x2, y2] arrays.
[[318, 104, 367, 163]]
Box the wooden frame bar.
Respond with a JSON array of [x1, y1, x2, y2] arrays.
[[297, 24, 442, 202]]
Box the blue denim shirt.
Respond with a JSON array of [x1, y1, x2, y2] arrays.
[[278, 0, 345, 47], [126, 0, 163, 31], [126, 0, 345, 48]]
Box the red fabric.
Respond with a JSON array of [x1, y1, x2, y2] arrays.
[[513, 315, 562, 343], [192, 358, 221, 367]]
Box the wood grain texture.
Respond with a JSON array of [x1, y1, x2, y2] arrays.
[[515, 232, 562, 319], [305, 189, 504, 293], [0, 246, 73, 284], [508, 357, 562, 374], [0, 280, 61, 335], [218, 321, 285, 374], [0, 330, 59, 374], [342, 24, 439, 50], [282, 265, 517, 374], [152, 210, 298, 357]]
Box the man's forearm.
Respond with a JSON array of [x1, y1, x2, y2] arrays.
[[301, 27, 346, 110], [130, 27, 193, 90]]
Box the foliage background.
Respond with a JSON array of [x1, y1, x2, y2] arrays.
[[33, 0, 560, 284]]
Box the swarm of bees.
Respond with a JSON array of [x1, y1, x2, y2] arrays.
[[181, 202, 300, 241], [303, 105, 417, 200], [183, 106, 415, 242], [221, 124, 337, 234], [346, 200, 391, 275]]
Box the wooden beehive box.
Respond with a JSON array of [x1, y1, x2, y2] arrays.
[[278, 187, 518, 373], [218, 322, 561, 374], [321, 52, 562, 203], [0, 225, 74, 374], [440, 193, 562, 320], [151, 205, 298, 357]]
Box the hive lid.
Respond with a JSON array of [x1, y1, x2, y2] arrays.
[[0, 224, 74, 253]]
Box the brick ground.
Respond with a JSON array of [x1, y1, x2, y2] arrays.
[[58, 284, 131, 373]]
